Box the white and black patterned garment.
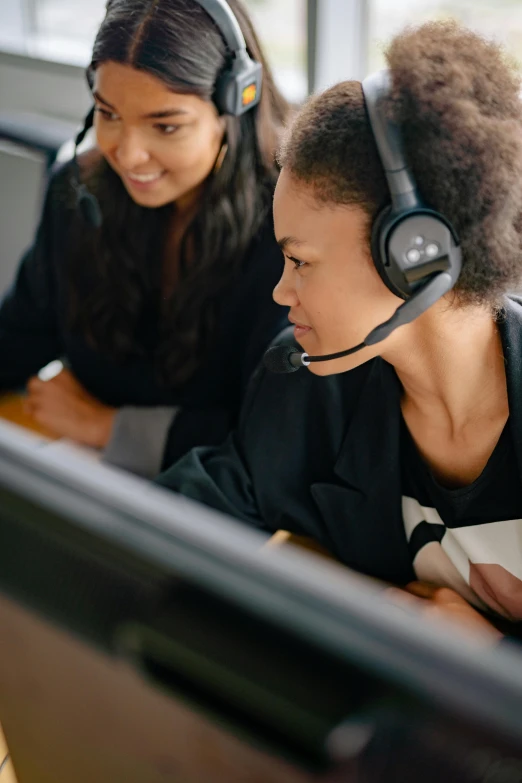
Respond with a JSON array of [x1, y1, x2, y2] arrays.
[[401, 418, 522, 621]]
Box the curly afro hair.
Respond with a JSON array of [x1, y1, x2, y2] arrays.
[[279, 21, 522, 308]]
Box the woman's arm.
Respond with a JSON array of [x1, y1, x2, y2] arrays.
[[102, 310, 286, 477], [155, 430, 268, 531], [154, 362, 269, 531], [103, 406, 179, 477]]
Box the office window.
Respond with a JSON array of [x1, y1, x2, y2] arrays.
[[2, 1, 26, 40], [32, 0, 106, 62], [2, 0, 307, 101], [244, 0, 307, 100], [368, 0, 522, 74]]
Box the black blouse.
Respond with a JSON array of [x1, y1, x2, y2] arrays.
[[0, 161, 288, 470]]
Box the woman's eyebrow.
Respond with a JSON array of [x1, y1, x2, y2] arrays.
[[92, 90, 190, 120], [92, 90, 115, 108], [142, 108, 190, 120], [277, 235, 307, 252]]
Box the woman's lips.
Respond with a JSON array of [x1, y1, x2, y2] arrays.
[[294, 325, 311, 340], [289, 319, 312, 340], [124, 171, 166, 191]]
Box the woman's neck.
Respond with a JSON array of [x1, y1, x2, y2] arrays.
[[381, 300, 508, 433]]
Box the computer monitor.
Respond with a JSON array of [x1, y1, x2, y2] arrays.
[[0, 140, 45, 294], [0, 420, 522, 783]]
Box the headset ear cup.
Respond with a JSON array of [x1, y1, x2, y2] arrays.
[[370, 206, 390, 267], [213, 58, 262, 116], [213, 71, 232, 115], [370, 206, 397, 293], [370, 205, 410, 300]]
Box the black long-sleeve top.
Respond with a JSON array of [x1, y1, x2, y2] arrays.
[[0, 161, 288, 473]]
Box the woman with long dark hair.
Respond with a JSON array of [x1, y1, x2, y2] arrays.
[[0, 0, 289, 475]]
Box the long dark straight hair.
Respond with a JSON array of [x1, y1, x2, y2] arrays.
[[67, 0, 289, 386]]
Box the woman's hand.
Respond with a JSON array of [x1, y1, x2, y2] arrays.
[[25, 369, 116, 448], [386, 581, 504, 644]]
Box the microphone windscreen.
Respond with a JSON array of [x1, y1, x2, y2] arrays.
[[263, 345, 302, 374]]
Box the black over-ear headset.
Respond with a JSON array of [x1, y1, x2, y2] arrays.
[[264, 69, 463, 374], [71, 0, 263, 228]]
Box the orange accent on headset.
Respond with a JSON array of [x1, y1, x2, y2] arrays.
[[242, 83, 257, 106]]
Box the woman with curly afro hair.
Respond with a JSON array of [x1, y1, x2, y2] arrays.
[[159, 22, 522, 642]]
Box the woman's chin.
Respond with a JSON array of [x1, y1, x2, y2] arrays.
[[122, 179, 177, 209], [126, 190, 170, 208]]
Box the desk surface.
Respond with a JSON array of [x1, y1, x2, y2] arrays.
[[0, 394, 57, 440]]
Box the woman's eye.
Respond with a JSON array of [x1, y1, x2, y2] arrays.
[[156, 124, 179, 135], [94, 107, 119, 121], [287, 255, 307, 270]]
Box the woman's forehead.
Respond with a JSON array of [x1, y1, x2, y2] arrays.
[[93, 62, 207, 115], [274, 170, 368, 248]]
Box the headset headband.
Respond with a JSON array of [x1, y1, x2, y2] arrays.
[[195, 0, 248, 56], [362, 70, 420, 212]]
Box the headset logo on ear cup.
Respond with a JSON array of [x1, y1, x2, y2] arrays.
[[374, 210, 461, 300], [242, 83, 257, 106]]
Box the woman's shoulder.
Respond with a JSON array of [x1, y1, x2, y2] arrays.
[[41, 159, 79, 218]]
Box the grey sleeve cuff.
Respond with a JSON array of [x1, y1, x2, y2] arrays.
[[102, 406, 178, 478]]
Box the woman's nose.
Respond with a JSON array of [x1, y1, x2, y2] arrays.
[[114, 130, 150, 170], [273, 266, 299, 307]]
